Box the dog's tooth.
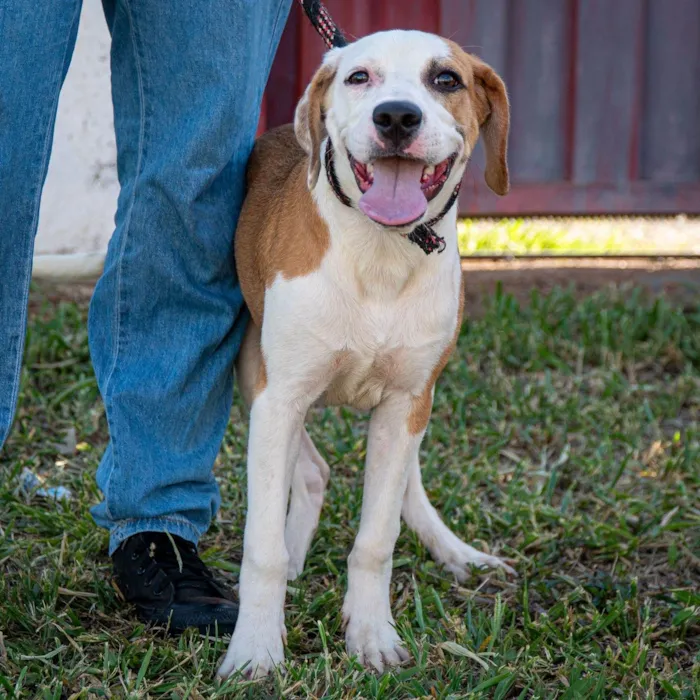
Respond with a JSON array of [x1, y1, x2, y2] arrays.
[[367, 162, 374, 175], [423, 164, 435, 177]]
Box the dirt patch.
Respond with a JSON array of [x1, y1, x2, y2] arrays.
[[462, 256, 700, 315], [29, 281, 95, 311], [31, 257, 700, 317]]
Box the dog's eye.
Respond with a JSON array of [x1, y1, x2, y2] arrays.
[[346, 70, 370, 85], [434, 71, 462, 91]]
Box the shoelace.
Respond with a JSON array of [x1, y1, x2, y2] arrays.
[[157, 542, 220, 597], [131, 535, 222, 598]]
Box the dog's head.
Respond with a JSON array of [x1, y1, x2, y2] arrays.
[[294, 30, 510, 229]]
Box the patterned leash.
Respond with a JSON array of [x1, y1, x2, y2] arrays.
[[297, 0, 348, 48]]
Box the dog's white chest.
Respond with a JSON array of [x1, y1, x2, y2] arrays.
[[322, 344, 412, 410], [317, 274, 458, 411], [261, 222, 462, 412]]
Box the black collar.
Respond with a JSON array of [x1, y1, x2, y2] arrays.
[[324, 138, 461, 255]]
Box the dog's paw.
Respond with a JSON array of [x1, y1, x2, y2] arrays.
[[285, 528, 309, 580], [439, 541, 516, 581], [287, 554, 305, 581], [285, 511, 317, 580], [344, 615, 410, 673], [217, 614, 286, 680]]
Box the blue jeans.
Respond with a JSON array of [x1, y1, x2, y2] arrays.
[[0, 0, 291, 553]]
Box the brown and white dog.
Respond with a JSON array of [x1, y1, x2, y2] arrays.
[[218, 30, 513, 679]]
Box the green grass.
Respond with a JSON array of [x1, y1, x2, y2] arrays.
[[457, 218, 700, 256], [1, 285, 699, 698], [458, 219, 625, 255]]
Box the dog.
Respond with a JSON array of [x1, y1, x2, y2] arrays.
[[217, 29, 513, 679]]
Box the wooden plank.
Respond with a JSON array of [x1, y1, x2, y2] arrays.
[[571, 0, 645, 184], [440, 0, 509, 74], [458, 181, 700, 215], [441, 0, 510, 186], [298, 2, 329, 90], [266, 7, 301, 129], [642, 0, 700, 182], [384, 1, 440, 32], [327, 0, 438, 36], [506, 0, 572, 183], [335, 0, 375, 39], [256, 97, 267, 137]]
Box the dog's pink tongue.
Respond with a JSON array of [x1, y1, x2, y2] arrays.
[[358, 158, 427, 226]]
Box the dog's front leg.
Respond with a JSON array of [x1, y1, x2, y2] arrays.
[[343, 392, 416, 672], [218, 389, 305, 679]]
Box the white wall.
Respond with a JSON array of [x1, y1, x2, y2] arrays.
[[33, 0, 117, 279]]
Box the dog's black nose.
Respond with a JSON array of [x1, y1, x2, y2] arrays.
[[372, 101, 423, 147]]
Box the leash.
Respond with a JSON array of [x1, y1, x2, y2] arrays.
[[297, 0, 348, 49], [324, 139, 460, 255], [301, 0, 460, 254]]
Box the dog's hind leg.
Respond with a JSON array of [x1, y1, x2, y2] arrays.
[[235, 321, 264, 410], [285, 428, 330, 580], [401, 456, 516, 579]]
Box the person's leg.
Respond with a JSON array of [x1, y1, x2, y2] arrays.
[[0, 1, 82, 448], [89, 0, 292, 554]]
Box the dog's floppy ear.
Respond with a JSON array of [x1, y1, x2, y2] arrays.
[[471, 57, 510, 195], [294, 61, 338, 190]]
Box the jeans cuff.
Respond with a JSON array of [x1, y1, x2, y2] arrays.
[[108, 516, 203, 556]]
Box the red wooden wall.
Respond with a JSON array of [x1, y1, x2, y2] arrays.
[[260, 0, 700, 216]]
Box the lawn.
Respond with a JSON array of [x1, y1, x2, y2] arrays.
[[457, 217, 700, 256], [1, 284, 699, 699]]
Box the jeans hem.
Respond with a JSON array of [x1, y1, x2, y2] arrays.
[[108, 516, 202, 555]]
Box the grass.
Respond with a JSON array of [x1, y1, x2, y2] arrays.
[[1, 283, 699, 698], [457, 218, 700, 256], [458, 219, 624, 255]]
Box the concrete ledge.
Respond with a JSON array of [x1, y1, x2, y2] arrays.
[[32, 253, 106, 282]]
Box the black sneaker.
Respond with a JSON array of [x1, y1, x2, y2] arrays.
[[112, 532, 238, 635]]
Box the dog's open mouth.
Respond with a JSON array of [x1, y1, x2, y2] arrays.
[[349, 152, 457, 227]]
